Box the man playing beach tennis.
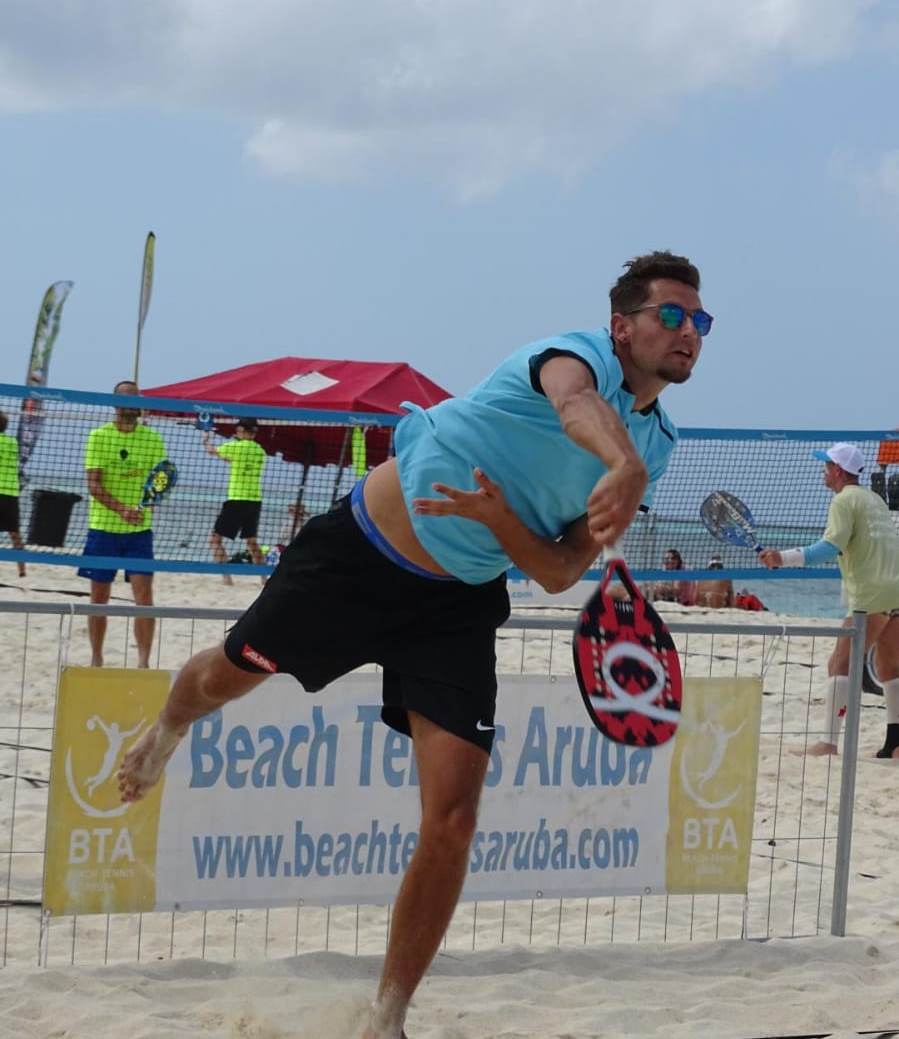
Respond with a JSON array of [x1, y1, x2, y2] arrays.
[[78, 380, 167, 668], [203, 417, 268, 585], [760, 442, 899, 759], [118, 250, 709, 1039]]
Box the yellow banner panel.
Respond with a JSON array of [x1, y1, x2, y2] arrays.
[[44, 668, 171, 916], [666, 677, 762, 895]]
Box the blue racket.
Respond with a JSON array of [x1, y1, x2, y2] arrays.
[[140, 460, 178, 507], [700, 490, 764, 554]]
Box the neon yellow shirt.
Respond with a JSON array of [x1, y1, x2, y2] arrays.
[[216, 439, 266, 501], [823, 484, 899, 613], [84, 423, 167, 533], [0, 434, 19, 497]]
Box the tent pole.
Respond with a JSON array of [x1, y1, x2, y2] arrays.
[[329, 426, 353, 508]]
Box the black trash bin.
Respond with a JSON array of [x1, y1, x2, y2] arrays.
[[889, 473, 899, 512], [28, 490, 83, 547]]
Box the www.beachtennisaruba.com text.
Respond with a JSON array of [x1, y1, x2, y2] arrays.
[[192, 818, 641, 881]]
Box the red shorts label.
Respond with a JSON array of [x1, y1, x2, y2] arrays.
[[241, 643, 277, 673]]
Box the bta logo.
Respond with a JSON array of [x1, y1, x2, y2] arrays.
[[64, 713, 145, 820], [679, 715, 746, 811]]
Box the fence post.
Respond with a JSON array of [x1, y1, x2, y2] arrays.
[[830, 610, 867, 936]]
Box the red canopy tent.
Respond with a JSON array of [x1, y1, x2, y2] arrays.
[[144, 357, 452, 468]]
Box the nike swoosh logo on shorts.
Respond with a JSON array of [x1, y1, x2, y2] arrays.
[[476, 720, 495, 731]]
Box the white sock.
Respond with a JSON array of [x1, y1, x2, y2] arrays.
[[823, 676, 849, 746], [883, 678, 899, 726]]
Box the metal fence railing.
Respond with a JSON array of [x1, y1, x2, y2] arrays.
[[0, 601, 866, 966]]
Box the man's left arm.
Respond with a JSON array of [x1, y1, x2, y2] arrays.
[[413, 468, 598, 592]]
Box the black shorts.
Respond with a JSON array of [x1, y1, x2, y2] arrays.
[[0, 495, 20, 533], [214, 500, 262, 540], [223, 497, 510, 752]]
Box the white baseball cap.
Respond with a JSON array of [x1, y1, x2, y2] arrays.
[[811, 442, 864, 475]]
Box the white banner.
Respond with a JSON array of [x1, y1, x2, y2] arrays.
[[45, 670, 761, 916]]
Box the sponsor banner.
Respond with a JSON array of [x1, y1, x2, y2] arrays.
[[507, 574, 589, 607], [44, 669, 172, 916], [44, 670, 761, 915], [666, 677, 762, 893]]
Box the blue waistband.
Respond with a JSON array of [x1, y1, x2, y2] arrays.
[[349, 479, 457, 581]]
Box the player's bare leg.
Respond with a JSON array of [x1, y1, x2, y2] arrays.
[[129, 572, 155, 668], [361, 712, 488, 1039], [88, 579, 112, 667], [118, 646, 268, 801], [804, 614, 889, 757], [246, 536, 266, 585], [10, 531, 25, 577], [210, 531, 233, 586], [874, 616, 899, 760]]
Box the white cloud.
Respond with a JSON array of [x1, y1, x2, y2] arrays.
[[0, 0, 884, 197], [838, 149, 899, 224], [831, 142, 899, 227]]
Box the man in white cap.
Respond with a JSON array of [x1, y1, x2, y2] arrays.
[[760, 443, 899, 758]]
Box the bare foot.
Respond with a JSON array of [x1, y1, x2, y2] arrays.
[[16, 565, 25, 578], [361, 994, 408, 1038], [117, 720, 184, 802], [222, 574, 234, 587], [91, 657, 104, 668], [802, 741, 839, 757]]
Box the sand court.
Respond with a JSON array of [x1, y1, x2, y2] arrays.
[[1, 566, 898, 1037]]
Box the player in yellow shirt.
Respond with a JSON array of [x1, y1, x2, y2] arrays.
[[203, 417, 267, 586], [761, 442, 899, 758], [0, 411, 26, 578], [77, 381, 167, 667]]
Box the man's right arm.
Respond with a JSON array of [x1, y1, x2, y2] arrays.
[[539, 356, 647, 548]]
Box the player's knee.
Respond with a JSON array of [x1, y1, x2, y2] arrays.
[[421, 800, 479, 853]]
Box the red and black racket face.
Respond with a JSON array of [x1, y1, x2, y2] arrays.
[[573, 557, 682, 747]]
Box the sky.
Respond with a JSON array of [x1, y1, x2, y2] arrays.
[[1, 0, 898, 430]]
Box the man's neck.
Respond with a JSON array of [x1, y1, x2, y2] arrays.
[[614, 346, 666, 411]]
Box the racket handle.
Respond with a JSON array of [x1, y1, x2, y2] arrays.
[[602, 543, 624, 564]]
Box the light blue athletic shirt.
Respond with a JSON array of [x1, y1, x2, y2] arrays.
[[394, 328, 677, 584]]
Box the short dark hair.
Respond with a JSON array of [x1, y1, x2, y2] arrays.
[[0, 411, 7, 434], [610, 251, 701, 316], [113, 379, 138, 395], [236, 417, 258, 432]]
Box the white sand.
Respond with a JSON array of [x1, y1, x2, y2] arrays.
[[1, 564, 898, 1039]]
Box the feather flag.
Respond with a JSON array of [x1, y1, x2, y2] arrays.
[[17, 280, 74, 479], [132, 231, 156, 383], [351, 427, 367, 477]]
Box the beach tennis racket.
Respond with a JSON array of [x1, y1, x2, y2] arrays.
[[700, 490, 764, 554], [573, 550, 682, 747], [140, 460, 178, 507]]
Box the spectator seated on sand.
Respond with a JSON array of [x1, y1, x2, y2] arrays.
[[694, 553, 734, 608]]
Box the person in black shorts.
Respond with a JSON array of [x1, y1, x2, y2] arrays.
[[0, 411, 26, 578], [118, 251, 710, 1039], [204, 417, 267, 586]]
